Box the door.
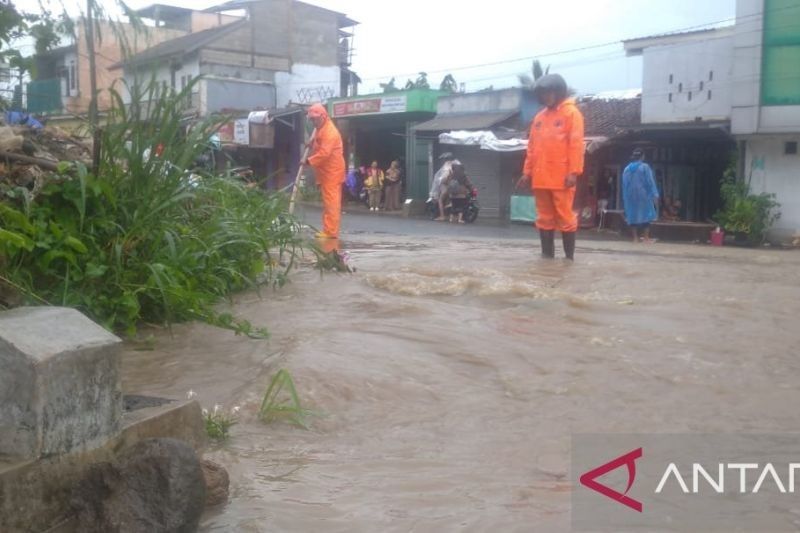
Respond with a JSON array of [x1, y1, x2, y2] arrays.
[[406, 123, 432, 201]]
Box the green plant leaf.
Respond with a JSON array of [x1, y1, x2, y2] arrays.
[[0, 228, 35, 251], [64, 236, 89, 254]]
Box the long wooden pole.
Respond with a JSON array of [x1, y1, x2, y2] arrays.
[[288, 128, 316, 215]]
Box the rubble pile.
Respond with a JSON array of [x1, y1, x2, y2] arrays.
[[0, 124, 92, 194]]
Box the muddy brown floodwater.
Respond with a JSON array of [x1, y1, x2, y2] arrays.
[[122, 235, 800, 532]]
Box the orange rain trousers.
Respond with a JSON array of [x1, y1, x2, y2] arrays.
[[320, 181, 342, 238], [534, 188, 577, 233], [307, 115, 345, 238]]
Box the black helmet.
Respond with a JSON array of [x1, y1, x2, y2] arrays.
[[533, 74, 568, 103]]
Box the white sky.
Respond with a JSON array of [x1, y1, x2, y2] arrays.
[[12, 0, 736, 95]]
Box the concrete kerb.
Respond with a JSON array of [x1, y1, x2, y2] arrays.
[[0, 306, 207, 532]]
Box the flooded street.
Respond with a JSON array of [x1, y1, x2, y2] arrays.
[[123, 230, 800, 532]]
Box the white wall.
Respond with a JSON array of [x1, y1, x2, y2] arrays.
[[731, 0, 763, 134], [745, 135, 800, 241], [121, 55, 200, 105], [436, 88, 520, 115], [275, 64, 340, 107], [641, 32, 734, 124]]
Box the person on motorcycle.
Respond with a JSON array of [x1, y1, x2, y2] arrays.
[[516, 73, 585, 260], [445, 163, 473, 223], [430, 152, 460, 221]]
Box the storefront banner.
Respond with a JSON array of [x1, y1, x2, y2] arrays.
[[333, 95, 408, 117]]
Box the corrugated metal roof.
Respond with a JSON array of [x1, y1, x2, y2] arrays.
[[413, 111, 517, 132], [110, 20, 247, 69]]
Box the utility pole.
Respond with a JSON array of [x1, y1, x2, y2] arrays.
[[85, 0, 100, 173]]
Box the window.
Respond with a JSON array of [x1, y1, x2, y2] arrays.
[[69, 63, 76, 91], [709, 70, 714, 81], [688, 91, 693, 101], [700, 81, 704, 90], [761, 0, 800, 105], [669, 74, 673, 84], [678, 83, 683, 93], [708, 90, 712, 100], [668, 93, 673, 103], [786, 141, 798, 155]]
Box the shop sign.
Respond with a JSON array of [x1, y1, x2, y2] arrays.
[[333, 94, 408, 117]]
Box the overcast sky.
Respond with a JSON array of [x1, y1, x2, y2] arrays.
[[14, 0, 735, 95]]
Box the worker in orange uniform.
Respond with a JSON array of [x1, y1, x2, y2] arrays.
[[302, 103, 346, 239], [517, 74, 585, 260]]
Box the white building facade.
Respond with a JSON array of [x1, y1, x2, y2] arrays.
[[625, 0, 800, 243], [731, 0, 800, 242]]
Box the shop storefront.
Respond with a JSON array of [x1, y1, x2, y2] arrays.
[[327, 89, 442, 204]]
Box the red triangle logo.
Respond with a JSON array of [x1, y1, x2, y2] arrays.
[[579, 447, 643, 512]]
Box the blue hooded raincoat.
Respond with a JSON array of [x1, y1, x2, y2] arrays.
[[622, 161, 659, 225]]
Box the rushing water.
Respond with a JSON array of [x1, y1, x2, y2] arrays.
[[122, 235, 800, 532]]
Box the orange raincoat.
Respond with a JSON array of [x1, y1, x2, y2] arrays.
[[523, 98, 585, 232], [307, 104, 346, 238]]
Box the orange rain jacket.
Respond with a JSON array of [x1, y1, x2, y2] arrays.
[[307, 105, 345, 237], [523, 98, 585, 190], [308, 112, 345, 187]]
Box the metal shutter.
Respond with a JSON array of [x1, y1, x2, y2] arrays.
[[451, 146, 502, 218]]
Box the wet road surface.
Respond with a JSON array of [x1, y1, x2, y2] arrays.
[[122, 217, 800, 532]]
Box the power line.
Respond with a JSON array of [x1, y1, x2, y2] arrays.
[[311, 18, 796, 93], [295, 2, 799, 87]]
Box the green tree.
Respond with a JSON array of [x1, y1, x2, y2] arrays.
[[439, 74, 458, 93]]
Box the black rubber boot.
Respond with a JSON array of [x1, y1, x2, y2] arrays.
[[562, 231, 576, 261], [539, 230, 556, 258]]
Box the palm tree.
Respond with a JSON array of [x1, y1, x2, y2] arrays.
[[380, 77, 398, 93], [518, 59, 549, 89], [439, 74, 458, 93]]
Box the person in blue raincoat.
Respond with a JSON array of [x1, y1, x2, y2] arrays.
[[622, 148, 659, 243]]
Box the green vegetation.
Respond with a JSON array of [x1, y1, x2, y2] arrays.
[[259, 369, 313, 429], [0, 80, 303, 335], [715, 177, 781, 245], [204, 405, 238, 441]]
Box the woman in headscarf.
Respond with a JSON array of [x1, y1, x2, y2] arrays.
[[384, 160, 403, 211]]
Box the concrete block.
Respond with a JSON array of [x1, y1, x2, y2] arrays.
[[0, 307, 122, 460], [0, 399, 205, 532]]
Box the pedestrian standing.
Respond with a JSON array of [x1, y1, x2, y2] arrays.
[[517, 74, 585, 260], [364, 161, 384, 212], [384, 160, 403, 211], [622, 148, 660, 243]]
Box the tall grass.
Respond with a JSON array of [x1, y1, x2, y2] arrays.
[[0, 78, 302, 335]]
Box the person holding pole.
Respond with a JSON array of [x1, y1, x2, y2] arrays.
[[302, 103, 346, 239]]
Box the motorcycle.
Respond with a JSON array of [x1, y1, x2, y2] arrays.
[[426, 188, 480, 223]]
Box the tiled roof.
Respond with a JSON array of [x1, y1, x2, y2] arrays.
[[577, 96, 641, 137]]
